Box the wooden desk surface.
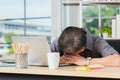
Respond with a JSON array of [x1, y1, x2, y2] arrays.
[[0, 66, 120, 79]]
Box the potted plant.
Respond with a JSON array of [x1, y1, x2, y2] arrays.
[[99, 25, 111, 38]]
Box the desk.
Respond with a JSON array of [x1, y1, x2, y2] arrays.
[[0, 66, 120, 80]]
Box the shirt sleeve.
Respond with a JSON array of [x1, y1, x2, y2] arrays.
[[50, 38, 59, 52], [93, 35, 119, 57]]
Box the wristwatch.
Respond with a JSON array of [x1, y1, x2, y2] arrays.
[[86, 57, 91, 66]]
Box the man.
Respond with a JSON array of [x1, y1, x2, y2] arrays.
[[50, 26, 120, 67]]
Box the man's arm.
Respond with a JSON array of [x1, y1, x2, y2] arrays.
[[91, 35, 120, 66], [60, 54, 120, 67], [90, 54, 120, 67]]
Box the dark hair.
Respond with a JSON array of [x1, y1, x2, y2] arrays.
[[58, 26, 86, 54]]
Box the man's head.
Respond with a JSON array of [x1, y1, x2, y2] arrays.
[[58, 26, 86, 56]]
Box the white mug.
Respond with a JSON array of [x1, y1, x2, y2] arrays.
[[47, 52, 60, 70]]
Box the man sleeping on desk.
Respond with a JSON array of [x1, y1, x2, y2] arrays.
[[50, 26, 120, 67]]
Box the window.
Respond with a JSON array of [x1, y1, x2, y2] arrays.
[[0, 0, 51, 58], [52, 0, 120, 39]]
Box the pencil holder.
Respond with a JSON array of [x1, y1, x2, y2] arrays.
[[11, 43, 30, 69], [15, 53, 28, 69]]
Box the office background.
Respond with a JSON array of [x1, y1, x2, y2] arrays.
[[0, 0, 119, 60]]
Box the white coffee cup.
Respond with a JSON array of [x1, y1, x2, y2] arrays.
[[47, 52, 60, 70]]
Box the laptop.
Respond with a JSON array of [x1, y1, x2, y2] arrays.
[[11, 36, 51, 66]]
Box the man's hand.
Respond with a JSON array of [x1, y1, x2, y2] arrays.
[[60, 55, 87, 66]]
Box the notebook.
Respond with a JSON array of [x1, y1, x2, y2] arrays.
[[11, 36, 51, 66]]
